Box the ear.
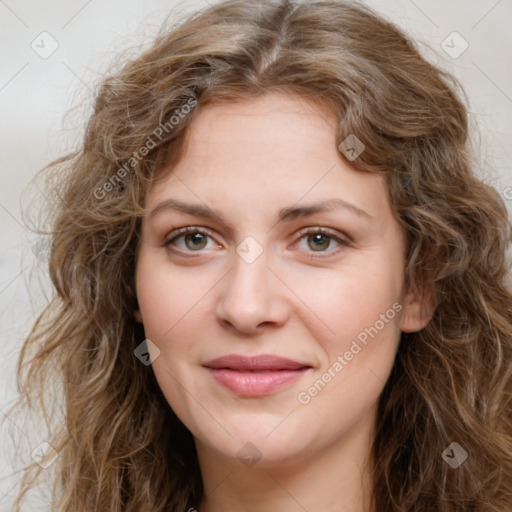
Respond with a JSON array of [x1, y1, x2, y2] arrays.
[[399, 287, 436, 333], [134, 309, 143, 323]]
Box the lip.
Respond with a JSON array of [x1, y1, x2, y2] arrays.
[[203, 354, 312, 397]]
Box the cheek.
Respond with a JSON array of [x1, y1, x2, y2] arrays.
[[297, 288, 401, 428], [283, 260, 403, 341], [135, 250, 209, 341], [295, 266, 403, 406]]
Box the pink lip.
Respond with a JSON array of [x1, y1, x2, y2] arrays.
[[203, 354, 312, 397]]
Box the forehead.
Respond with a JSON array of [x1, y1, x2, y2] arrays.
[[182, 92, 337, 167], [147, 92, 389, 220]]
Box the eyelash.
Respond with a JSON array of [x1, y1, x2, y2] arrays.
[[163, 226, 352, 259]]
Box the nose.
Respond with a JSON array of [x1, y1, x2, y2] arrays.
[[214, 246, 290, 335]]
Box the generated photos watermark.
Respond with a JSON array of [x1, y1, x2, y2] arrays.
[[237, 441, 263, 468], [441, 442, 468, 468], [338, 134, 365, 161], [30, 441, 59, 469], [297, 301, 403, 405], [134, 338, 161, 366], [93, 96, 197, 200]]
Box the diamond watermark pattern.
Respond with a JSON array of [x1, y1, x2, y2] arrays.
[[134, 338, 161, 366], [31, 236, 51, 263], [30, 31, 59, 59], [237, 442, 262, 468], [338, 134, 365, 161], [236, 236, 263, 264], [441, 31, 469, 59], [441, 442, 468, 468], [31, 441, 59, 469]]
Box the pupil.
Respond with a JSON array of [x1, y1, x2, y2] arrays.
[[310, 234, 329, 251], [187, 233, 206, 250]]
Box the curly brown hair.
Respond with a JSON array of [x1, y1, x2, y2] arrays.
[[9, 0, 512, 510]]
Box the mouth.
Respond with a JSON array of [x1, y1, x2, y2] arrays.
[[202, 354, 313, 397]]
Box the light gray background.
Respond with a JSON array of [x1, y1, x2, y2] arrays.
[[1, 0, 511, 509]]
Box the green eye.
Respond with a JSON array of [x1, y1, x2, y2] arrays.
[[164, 227, 215, 252], [295, 228, 352, 258], [307, 233, 332, 251], [164, 226, 352, 258]]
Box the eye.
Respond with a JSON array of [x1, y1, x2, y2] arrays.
[[163, 226, 352, 258], [294, 227, 352, 258], [164, 226, 219, 253]]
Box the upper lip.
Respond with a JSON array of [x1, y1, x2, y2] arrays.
[[203, 354, 311, 371]]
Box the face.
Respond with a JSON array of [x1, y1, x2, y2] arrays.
[[135, 92, 430, 468]]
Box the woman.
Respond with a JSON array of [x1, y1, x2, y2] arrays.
[[12, 0, 512, 510]]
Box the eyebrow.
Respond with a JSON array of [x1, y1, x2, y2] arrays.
[[148, 198, 372, 226]]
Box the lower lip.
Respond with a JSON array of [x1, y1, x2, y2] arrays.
[[206, 368, 310, 397]]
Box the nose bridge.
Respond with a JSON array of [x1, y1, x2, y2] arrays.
[[233, 237, 270, 292], [215, 236, 288, 332]]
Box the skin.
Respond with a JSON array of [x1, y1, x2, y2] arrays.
[[134, 92, 433, 512]]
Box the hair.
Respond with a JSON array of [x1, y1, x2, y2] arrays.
[[8, 0, 512, 510]]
